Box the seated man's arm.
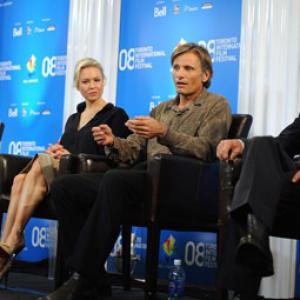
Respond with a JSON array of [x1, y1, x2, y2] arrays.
[[92, 124, 147, 165], [276, 114, 300, 158], [158, 98, 231, 161]]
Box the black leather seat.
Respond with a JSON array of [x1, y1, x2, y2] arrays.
[[0, 122, 4, 145], [76, 114, 253, 299], [120, 114, 253, 299]]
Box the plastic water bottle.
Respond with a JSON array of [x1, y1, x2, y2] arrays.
[[168, 259, 186, 299]]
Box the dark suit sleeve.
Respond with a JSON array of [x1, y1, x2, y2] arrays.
[[108, 108, 131, 139], [276, 114, 300, 158]]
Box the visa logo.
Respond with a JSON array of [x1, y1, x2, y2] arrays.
[[154, 6, 167, 17]]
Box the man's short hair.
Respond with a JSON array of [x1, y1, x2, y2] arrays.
[[171, 43, 213, 88]]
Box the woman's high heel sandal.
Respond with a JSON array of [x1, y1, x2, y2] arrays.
[[0, 240, 25, 288], [0, 245, 12, 288]]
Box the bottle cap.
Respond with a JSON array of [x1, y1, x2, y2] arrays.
[[174, 259, 181, 266]]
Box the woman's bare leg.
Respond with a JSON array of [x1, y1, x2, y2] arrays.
[[1, 174, 26, 243], [2, 159, 48, 252]]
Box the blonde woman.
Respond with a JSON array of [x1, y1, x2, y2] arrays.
[[0, 58, 130, 280]]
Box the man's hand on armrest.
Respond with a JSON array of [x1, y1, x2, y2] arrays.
[[292, 169, 300, 183], [217, 139, 244, 161]]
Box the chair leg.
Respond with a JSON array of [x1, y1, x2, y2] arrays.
[[122, 224, 132, 291], [216, 225, 229, 300], [144, 223, 161, 299], [217, 160, 235, 300], [0, 212, 3, 232], [54, 222, 67, 288], [216, 288, 228, 300]]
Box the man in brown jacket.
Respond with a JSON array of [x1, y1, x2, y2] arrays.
[[38, 43, 231, 300]]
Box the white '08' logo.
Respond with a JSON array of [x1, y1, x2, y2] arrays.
[[119, 48, 135, 71], [42, 56, 57, 77], [8, 141, 22, 155]]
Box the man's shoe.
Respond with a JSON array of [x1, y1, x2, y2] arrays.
[[97, 282, 112, 297], [229, 292, 264, 300], [36, 273, 98, 300], [236, 214, 274, 277]]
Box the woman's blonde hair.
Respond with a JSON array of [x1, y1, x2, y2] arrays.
[[73, 58, 105, 89]]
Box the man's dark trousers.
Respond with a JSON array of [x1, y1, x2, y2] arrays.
[[219, 136, 300, 294], [51, 168, 148, 284]]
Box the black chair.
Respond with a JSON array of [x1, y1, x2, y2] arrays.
[[132, 115, 252, 298], [0, 122, 4, 142], [0, 153, 80, 288], [71, 114, 253, 297], [118, 114, 253, 299], [0, 122, 4, 156], [219, 156, 300, 265]]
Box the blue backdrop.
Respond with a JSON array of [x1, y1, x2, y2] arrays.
[[113, 0, 242, 287], [0, 0, 69, 155], [0, 0, 69, 262], [116, 0, 241, 117]]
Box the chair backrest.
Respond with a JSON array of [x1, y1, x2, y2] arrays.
[[0, 122, 4, 140], [0, 122, 4, 153], [228, 114, 253, 139]]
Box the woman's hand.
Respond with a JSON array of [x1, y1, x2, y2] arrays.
[[92, 124, 114, 146], [126, 116, 167, 139], [46, 142, 70, 160]]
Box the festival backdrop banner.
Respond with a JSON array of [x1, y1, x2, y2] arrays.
[[114, 0, 242, 286], [0, 0, 69, 156], [117, 0, 241, 117], [0, 0, 69, 263]]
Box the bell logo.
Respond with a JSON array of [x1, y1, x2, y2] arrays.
[[154, 6, 167, 17], [8, 108, 18, 118], [13, 26, 23, 37]]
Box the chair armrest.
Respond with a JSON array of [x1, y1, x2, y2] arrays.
[[77, 153, 135, 174], [293, 155, 300, 168], [77, 153, 116, 173], [0, 154, 31, 195], [59, 153, 120, 175], [58, 154, 81, 175], [147, 154, 219, 222], [219, 159, 242, 221]]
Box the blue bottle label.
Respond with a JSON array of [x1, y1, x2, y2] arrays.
[[168, 278, 185, 298]]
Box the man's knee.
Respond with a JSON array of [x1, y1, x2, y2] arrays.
[[101, 169, 126, 188], [51, 175, 74, 203], [52, 175, 67, 191], [246, 136, 278, 156], [249, 136, 275, 147]]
